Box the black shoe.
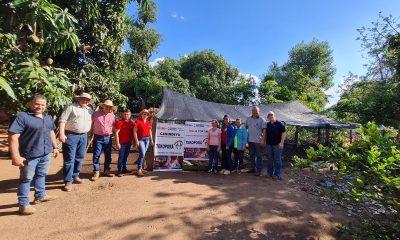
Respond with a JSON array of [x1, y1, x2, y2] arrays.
[[254, 172, 261, 176], [122, 169, 132, 174]]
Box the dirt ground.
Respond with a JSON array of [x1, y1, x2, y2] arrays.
[[0, 126, 351, 240]]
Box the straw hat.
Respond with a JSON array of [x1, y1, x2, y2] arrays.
[[74, 92, 91, 100], [140, 109, 150, 115], [98, 100, 118, 111]]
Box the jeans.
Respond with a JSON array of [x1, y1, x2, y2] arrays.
[[62, 133, 87, 183], [137, 137, 150, 169], [117, 143, 131, 172], [208, 145, 219, 171], [248, 142, 263, 172], [221, 144, 233, 170], [266, 144, 283, 177], [18, 153, 51, 207], [233, 148, 244, 170], [92, 135, 112, 172]]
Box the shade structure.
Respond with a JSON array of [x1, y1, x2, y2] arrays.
[[155, 88, 357, 128]]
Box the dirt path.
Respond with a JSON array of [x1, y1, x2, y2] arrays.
[[0, 148, 351, 240]]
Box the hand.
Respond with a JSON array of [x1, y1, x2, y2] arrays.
[[150, 140, 154, 146], [59, 134, 67, 143], [260, 142, 265, 147], [116, 143, 121, 150], [245, 143, 249, 148], [226, 146, 229, 150], [217, 147, 221, 152], [12, 156, 26, 167], [278, 143, 284, 149], [53, 149, 60, 158], [133, 141, 138, 148]]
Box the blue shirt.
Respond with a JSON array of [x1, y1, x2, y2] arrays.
[[266, 120, 286, 145], [9, 110, 56, 159]]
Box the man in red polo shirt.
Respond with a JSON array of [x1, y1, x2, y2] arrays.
[[115, 109, 134, 177], [133, 109, 153, 176]]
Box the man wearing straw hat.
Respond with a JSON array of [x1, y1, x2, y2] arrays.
[[59, 92, 93, 192], [91, 100, 117, 181], [133, 109, 154, 176]]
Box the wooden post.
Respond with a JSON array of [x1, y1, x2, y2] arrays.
[[325, 124, 331, 145], [295, 126, 299, 146], [349, 129, 353, 144], [317, 127, 321, 143]]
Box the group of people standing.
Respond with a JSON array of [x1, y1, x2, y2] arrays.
[[8, 94, 286, 216], [207, 106, 287, 178], [8, 93, 153, 215]]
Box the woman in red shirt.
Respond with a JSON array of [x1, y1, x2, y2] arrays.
[[133, 109, 154, 176]]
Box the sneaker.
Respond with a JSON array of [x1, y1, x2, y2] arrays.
[[220, 169, 227, 174], [276, 176, 283, 180], [137, 169, 144, 176], [19, 205, 37, 215], [207, 169, 212, 173], [63, 183, 73, 192], [223, 170, 231, 175], [141, 169, 148, 174], [91, 171, 100, 181], [121, 169, 132, 174], [73, 177, 83, 184], [213, 169, 218, 174], [33, 195, 58, 204], [103, 170, 115, 177], [117, 172, 124, 177]]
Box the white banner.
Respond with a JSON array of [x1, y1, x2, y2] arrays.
[[155, 123, 185, 156], [184, 121, 210, 148], [184, 121, 211, 160]]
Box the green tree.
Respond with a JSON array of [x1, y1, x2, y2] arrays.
[[333, 14, 400, 127], [0, 0, 80, 114], [121, 0, 162, 109], [153, 57, 191, 95], [260, 40, 335, 111], [179, 50, 240, 104]]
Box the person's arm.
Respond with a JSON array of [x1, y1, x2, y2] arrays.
[[59, 122, 67, 143], [207, 131, 210, 151], [58, 106, 72, 143], [217, 130, 221, 151], [260, 128, 266, 147], [243, 129, 248, 150], [50, 130, 59, 158], [9, 133, 25, 167], [278, 125, 286, 149], [133, 127, 139, 147], [115, 128, 121, 150]]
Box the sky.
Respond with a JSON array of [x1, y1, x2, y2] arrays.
[[126, 0, 400, 106]]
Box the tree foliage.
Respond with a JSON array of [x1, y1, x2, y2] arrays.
[[260, 39, 336, 111], [0, 0, 133, 114], [333, 14, 400, 127], [179, 50, 241, 104]]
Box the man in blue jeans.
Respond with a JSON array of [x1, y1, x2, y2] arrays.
[[91, 100, 117, 180], [8, 94, 59, 215], [265, 111, 286, 180], [59, 92, 93, 192], [246, 106, 266, 176], [115, 109, 134, 177]]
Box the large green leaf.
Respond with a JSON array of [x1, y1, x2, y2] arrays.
[[0, 76, 17, 100]]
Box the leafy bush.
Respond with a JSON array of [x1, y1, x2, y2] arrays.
[[294, 122, 400, 239]]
